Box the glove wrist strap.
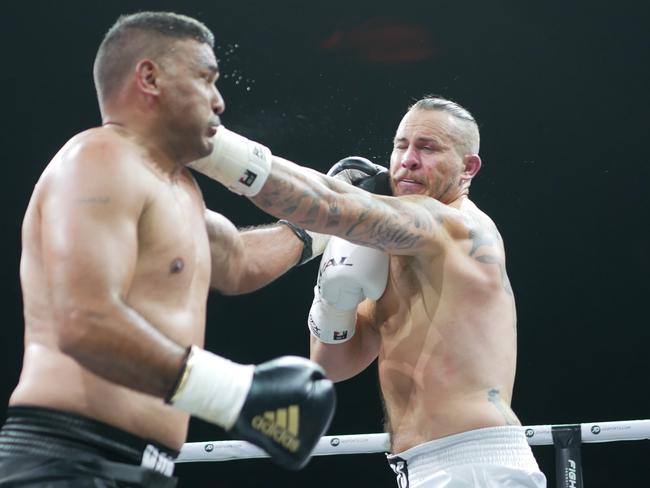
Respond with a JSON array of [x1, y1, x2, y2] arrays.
[[188, 127, 272, 196], [166, 345, 194, 404], [168, 346, 255, 430]]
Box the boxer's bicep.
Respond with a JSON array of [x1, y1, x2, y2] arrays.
[[235, 223, 304, 292], [41, 149, 143, 341], [205, 209, 245, 293], [205, 212, 301, 294]]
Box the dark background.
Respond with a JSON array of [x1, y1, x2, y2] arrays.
[[2, 0, 649, 486]]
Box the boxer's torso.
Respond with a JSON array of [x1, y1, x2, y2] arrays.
[[374, 198, 520, 453], [12, 127, 212, 449]]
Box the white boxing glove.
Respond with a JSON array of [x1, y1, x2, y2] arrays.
[[188, 126, 272, 196], [308, 237, 389, 343]]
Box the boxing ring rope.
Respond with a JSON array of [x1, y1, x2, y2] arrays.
[[176, 419, 650, 488]]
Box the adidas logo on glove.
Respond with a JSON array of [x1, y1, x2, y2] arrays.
[[251, 405, 301, 452], [230, 356, 336, 470]]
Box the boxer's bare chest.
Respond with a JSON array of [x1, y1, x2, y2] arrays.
[[376, 254, 442, 334], [132, 176, 210, 300]]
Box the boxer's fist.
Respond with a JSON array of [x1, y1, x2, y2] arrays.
[[327, 156, 392, 196], [308, 237, 389, 343], [230, 356, 336, 470], [168, 349, 334, 470], [305, 158, 391, 342]]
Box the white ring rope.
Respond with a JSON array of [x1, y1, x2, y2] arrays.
[[175, 419, 650, 463]]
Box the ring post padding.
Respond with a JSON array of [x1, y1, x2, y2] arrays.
[[552, 425, 584, 488]]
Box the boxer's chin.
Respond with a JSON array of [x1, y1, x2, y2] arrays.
[[197, 135, 215, 159], [395, 180, 425, 195]]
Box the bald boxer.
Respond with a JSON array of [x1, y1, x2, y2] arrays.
[[0, 12, 336, 486], [188, 96, 547, 486]]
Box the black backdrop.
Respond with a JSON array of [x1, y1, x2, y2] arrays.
[[2, 1, 649, 486]]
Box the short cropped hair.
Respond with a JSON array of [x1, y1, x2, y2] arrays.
[[410, 96, 480, 155], [93, 11, 214, 104]]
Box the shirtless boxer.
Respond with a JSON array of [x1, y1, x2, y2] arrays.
[[0, 12, 335, 486], [187, 96, 547, 487]]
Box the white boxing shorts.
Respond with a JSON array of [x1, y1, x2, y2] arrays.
[[386, 426, 547, 488]]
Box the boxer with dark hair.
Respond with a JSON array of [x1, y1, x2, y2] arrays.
[[0, 11, 336, 486]]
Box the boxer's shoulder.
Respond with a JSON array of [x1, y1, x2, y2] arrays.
[[46, 127, 160, 195], [66, 126, 132, 154]]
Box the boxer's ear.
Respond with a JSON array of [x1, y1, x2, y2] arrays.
[[462, 154, 481, 181], [135, 59, 161, 99]]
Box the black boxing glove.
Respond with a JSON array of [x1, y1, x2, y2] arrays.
[[230, 356, 336, 470], [327, 156, 392, 196], [168, 348, 335, 470]]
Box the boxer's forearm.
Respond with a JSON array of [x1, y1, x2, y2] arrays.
[[309, 324, 379, 383], [206, 212, 302, 294], [309, 298, 380, 382], [57, 300, 187, 398], [250, 156, 442, 256], [250, 157, 373, 240], [231, 224, 304, 293]]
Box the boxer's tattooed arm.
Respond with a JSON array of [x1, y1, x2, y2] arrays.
[[343, 202, 427, 250], [252, 171, 437, 253]]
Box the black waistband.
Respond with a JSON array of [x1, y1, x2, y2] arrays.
[[0, 406, 179, 465]]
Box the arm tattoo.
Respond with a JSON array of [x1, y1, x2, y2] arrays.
[[345, 205, 425, 251], [253, 174, 427, 251], [468, 228, 495, 257], [470, 228, 513, 296]]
